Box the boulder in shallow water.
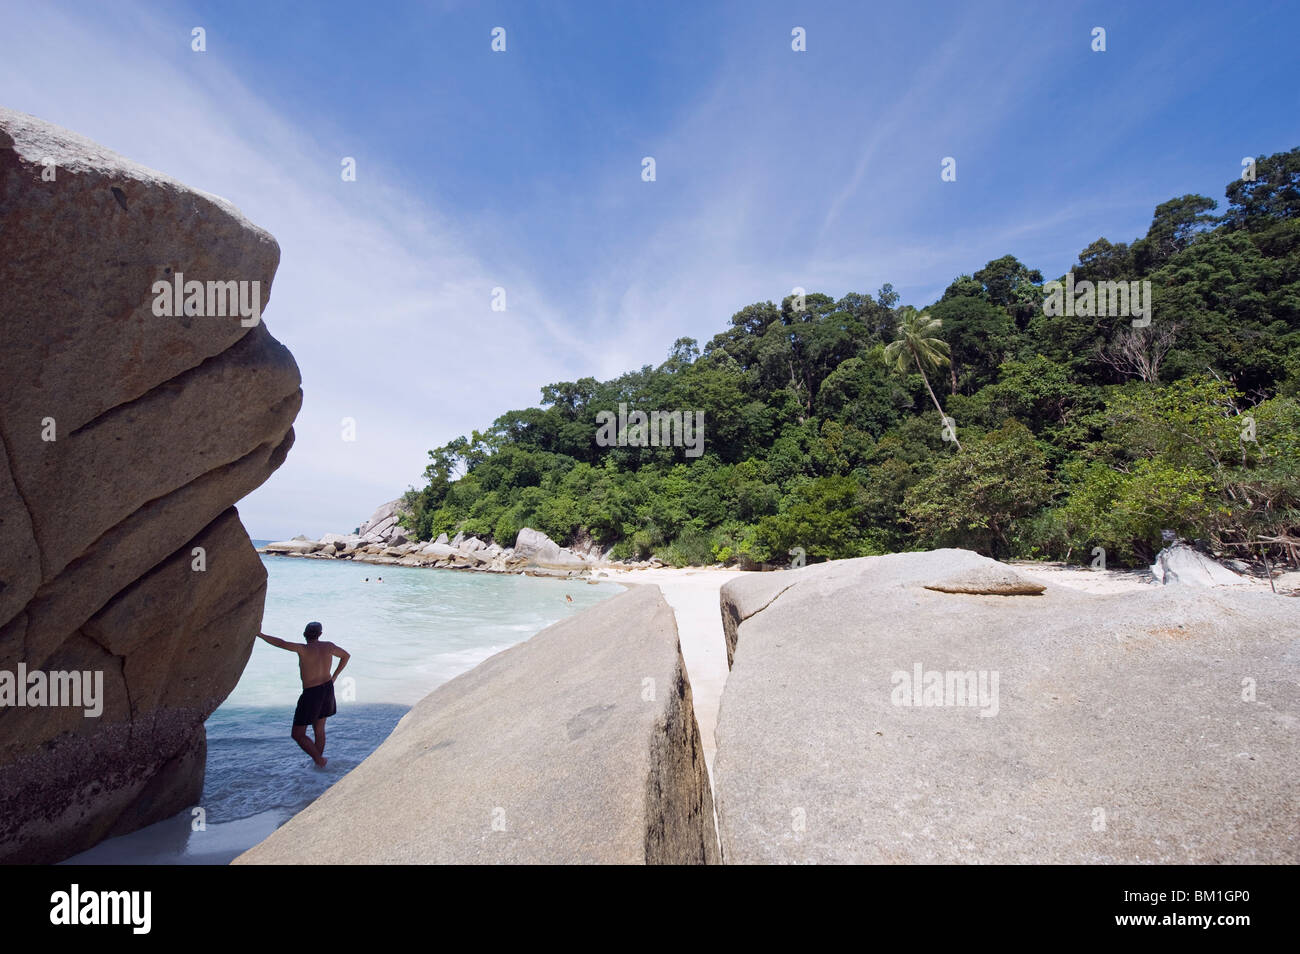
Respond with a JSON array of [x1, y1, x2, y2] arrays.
[[0, 108, 300, 863], [235, 586, 718, 864], [263, 539, 322, 555]]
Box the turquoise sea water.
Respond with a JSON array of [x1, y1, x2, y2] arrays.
[[66, 550, 623, 863]]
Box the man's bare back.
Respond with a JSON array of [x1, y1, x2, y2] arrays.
[[297, 639, 342, 689], [257, 622, 350, 767]]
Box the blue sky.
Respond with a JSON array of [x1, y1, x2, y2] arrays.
[[3, 0, 1298, 539]]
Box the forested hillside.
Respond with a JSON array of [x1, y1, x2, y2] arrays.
[[402, 149, 1300, 568]]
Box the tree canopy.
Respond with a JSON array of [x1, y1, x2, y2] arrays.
[[402, 149, 1300, 569]]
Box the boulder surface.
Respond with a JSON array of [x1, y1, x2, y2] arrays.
[[513, 527, 588, 568], [358, 499, 415, 544], [1151, 543, 1251, 587], [715, 549, 1300, 863], [236, 586, 718, 864], [0, 108, 300, 863]]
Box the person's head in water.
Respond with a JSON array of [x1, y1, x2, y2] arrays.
[[304, 621, 323, 642]]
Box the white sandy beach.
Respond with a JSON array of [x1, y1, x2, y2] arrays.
[[598, 566, 748, 782], [1011, 559, 1295, 594]]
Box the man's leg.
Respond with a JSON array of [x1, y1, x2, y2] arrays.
[[312, 718, 327, 758], [291, 724, 319, 760]]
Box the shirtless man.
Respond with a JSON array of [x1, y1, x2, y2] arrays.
[[258, 622, 350, 767]]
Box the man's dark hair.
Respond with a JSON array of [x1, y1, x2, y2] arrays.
[[304, 621, 323, 641]]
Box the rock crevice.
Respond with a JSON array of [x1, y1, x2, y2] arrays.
[[236, 586, 719, 865]]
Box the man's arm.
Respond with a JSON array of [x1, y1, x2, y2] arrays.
[[258, 632, 299, 651], [329, 643, 351, 682]]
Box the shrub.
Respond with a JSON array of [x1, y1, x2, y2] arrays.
[[903, 420, 1055, 557]]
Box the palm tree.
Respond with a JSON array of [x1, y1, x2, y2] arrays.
[[882, 309, 961, 450]]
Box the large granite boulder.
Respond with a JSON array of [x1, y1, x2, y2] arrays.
[[1151, 543, 1251, 587], [358, 499, 414, 545], [714, 549, 1300, 864], [513, 527, 587, 568], [0, 108, 300, 863], [453, 547, 492, 565], [235, 586, 718, 864], [263, 539, 322, 555], [418, 542, 458, 560]]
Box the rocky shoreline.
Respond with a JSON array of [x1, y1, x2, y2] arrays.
[[260, 498, 1300, 591], [237, 547, 1300, 864], [257, 499, 665, 579]]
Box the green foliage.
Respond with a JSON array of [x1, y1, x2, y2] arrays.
[[400, 148, 1300, 569], [1050, 379, 1300, 563], [1055, 459, 1221, 565], [752, 476, 878, 562], [1132, 194, 1220, 272], [1224, 148, 1300, 230], [903, 420, 1055, 557], [656, 525, 716, 568], [927, 296, 1016, 394]]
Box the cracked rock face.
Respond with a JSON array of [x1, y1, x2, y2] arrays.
[[0, 108, 301, 863]]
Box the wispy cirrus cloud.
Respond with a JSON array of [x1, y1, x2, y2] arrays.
[[4, 0, 1294, 537], [1, 1, 605, 537]]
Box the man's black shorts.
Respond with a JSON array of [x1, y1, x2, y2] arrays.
[[293, 680, 337, 726]]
